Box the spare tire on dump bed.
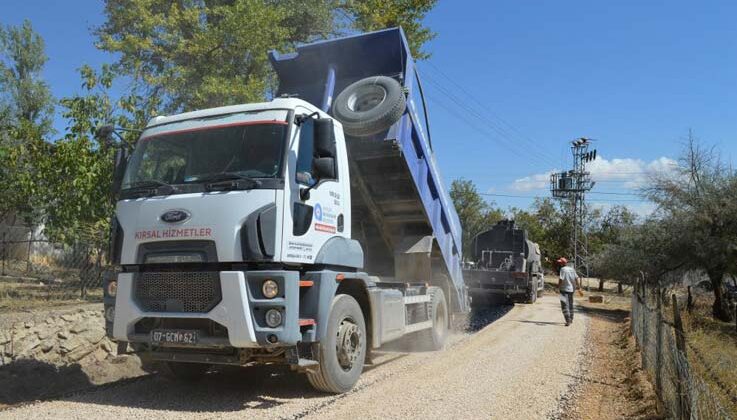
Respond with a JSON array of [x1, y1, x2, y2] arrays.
[[332, 76, 406, 137]]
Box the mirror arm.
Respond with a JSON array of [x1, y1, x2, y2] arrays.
[[299, 181, 318, 201], [295, 112, 320, 126]]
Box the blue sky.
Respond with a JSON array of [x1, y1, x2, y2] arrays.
[[3, 0, 737, 214]]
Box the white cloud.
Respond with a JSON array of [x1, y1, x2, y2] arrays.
[[509, 156, 679, 192], [587, 156, 678, 189], [509, 171, 557, 192]]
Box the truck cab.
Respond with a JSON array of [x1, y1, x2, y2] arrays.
[[102, 28, 466, 394]]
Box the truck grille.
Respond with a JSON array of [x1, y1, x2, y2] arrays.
[[134, 272, 222, 313]]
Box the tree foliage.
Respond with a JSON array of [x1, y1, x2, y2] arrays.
[[592, 134, 737, 321], [0, 19, 54, 134], [643, 134, 737, 321], [40, 65, 152, 247], [0, 20, 55, 224], [345, 0, 437, 59], [95, 0, 437, 114]]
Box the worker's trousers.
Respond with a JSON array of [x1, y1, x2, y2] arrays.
[[560, 291, 574, 323]]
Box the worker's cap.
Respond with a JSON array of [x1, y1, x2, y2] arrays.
[[556, 257, 568, 265]]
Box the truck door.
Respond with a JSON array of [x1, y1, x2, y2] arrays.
[[281, 109, 348, 264]]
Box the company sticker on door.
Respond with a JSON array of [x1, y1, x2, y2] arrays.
[[313, 203, 336, 233]]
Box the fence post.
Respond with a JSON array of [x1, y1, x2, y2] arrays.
[[1, 232, 6, 276], [26, 227, 33, 273], [655, 285, 663, 398], [641, 285, 648, 370], [672, 294, 690, 420]]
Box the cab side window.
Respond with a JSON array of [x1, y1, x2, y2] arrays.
[[295, 118, 316, 186]]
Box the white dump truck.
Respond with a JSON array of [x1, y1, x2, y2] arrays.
[[102, 28, 467, 393]]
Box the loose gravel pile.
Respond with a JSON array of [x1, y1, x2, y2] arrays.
[[1, 295, 589, 420]]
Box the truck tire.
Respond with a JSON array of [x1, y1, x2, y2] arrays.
[[332, 76, 406, 137], [527, 285, 538, 304], [307, 294, 366, 393], [163, 362, 210, 381], [415, 287, 448, 351]]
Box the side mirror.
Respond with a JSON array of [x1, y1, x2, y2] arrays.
[[314, 118, 336, 158], [313, 157, 336, 180], [111, 148, 129, 195]]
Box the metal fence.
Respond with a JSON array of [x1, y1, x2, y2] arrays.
[[631, 281, 736, 419], [0, 224, 105, 300]]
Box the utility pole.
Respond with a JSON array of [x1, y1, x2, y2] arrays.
[[550, 138, 597, 288]]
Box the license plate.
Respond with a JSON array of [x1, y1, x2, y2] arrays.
[[150, 329, 199, 345]]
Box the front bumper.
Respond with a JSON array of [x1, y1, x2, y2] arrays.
[[112, 270, 300, 348]]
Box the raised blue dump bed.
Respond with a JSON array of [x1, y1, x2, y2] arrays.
[[269, 28, 465, 310]]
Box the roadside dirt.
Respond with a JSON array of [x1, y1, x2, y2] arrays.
[[564, 296, 661, 420], [2, 296, 588, 420]]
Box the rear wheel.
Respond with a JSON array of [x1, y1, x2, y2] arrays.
[[307, 294, 366, 394], [163, 362, 210, 381], [415, 287, 448, 351], [527, 284, 538, 304]]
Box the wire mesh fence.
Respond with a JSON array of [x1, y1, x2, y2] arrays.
[[0, 224, 106, 310], [631, 281, 736, 420]]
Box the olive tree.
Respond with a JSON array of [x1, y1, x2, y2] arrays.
[[644, 135, 737, 322]]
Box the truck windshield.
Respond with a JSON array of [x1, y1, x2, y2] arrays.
[[122, 117, 288, 191]]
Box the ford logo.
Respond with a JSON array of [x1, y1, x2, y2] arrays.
[[160, 209, 191, 224]]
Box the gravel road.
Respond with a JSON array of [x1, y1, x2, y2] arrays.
[[1, 295, 588, 420]]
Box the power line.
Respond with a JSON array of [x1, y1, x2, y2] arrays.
[[421, 74, 559, 169], [479, 192, 646, 203], [425, 96, 552, 166], [588, 191, 641, 196], [422, 62, 549, 160]]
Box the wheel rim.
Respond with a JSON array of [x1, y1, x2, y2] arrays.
[[346, 84, 387, 113], [336, 317, 362, 371]]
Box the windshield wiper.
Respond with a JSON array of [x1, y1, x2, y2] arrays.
[[188, 172, 262, 192], [122, 180, 179, 197]]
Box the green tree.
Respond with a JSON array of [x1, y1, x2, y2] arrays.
[[644, 135, 737, 322], [0, 19, 54, 133], [345, 0, 437, 59], [588, 205, 637, 290], [0, 20, 55, 224], [449, 179, 503, 256], [40, 65, 151, 247], [95, 0, 438, 114]]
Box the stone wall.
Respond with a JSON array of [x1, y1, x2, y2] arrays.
[[0, 305, 114, 366], [0, 304, 145, 405]]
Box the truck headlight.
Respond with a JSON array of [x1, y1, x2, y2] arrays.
[[262, 279, 279, 299], [265, 309, 283, 328], [106, 280, 118, 297]]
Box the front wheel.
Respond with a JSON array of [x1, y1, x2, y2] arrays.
[[307, 294, 366, 394]]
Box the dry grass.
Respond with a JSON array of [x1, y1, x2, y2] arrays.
[[0, 280, 102, 313], [681, 292, 737, 416]]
